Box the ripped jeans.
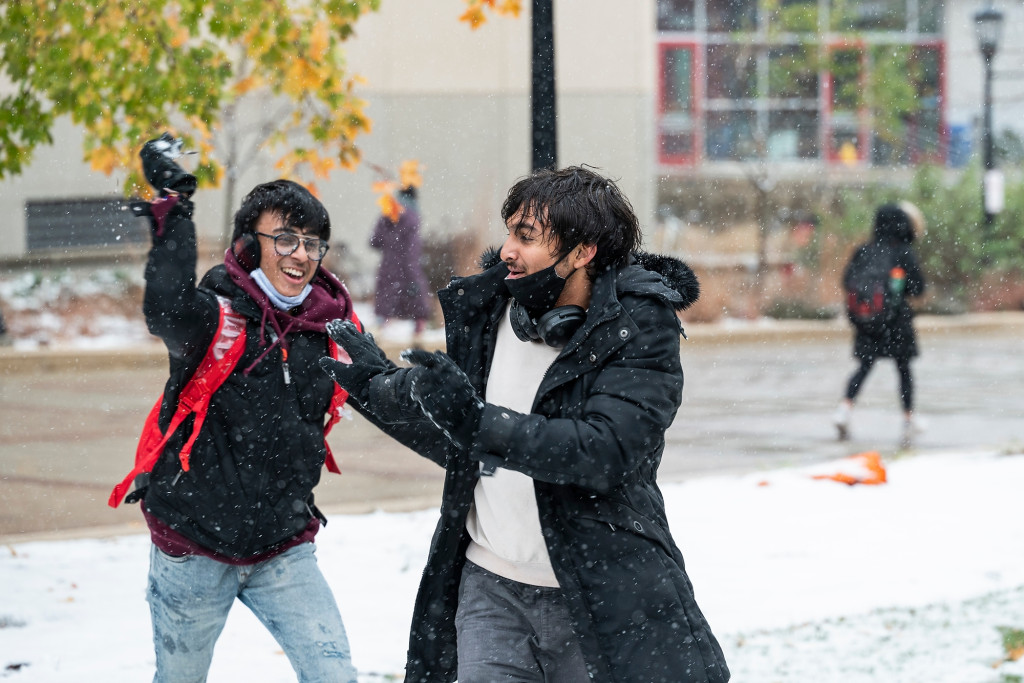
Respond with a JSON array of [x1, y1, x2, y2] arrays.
[[147, 542, 357, 683]]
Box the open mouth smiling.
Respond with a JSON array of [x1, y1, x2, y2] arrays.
[[282, 266, 306, 281]]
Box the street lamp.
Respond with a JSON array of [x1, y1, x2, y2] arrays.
[[531, 0, 556, 171], [974, 5, 1004, 226]]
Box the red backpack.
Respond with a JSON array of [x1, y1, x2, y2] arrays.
[[109, 296, 356, 508]]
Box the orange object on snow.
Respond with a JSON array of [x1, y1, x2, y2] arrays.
[[811, 451, 888, 486]]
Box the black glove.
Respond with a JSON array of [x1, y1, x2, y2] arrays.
[[320, 320, 395, 404], [402, 348, 484, 449], [141, 133, 197, 197]]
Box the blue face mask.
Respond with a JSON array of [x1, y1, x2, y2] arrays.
[[250, 268, 312, 310]]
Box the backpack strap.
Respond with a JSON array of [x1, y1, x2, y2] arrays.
[[321, 311, 361, 474], [108, 296, 246, 508]]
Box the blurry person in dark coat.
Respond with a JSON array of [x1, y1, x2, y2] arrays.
[[371, 184, 432, 346], [834, 201, 927, 446]]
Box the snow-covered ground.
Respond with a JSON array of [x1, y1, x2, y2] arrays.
[[2, 449, 1022, 682]]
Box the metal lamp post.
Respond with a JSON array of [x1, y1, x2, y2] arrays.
[[974, 5, 1004, 227], [532, 0, 556, 171]]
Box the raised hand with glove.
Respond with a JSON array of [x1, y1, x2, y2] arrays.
[[320, 319, 422, 423], [401, 348, 485, 449], [140, 132, 198, 197], [132, 133, 199, 234]]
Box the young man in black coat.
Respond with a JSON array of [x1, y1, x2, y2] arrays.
[[322, 166, 730, 683], [118, 135, 360, 681], [834, 201, 927, 446]]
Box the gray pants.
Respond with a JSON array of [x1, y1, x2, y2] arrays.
[[455, 560, 590, 682]]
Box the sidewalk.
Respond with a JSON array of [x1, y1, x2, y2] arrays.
[[2, 311, 1021, 373], [2, 311, 1022, 544]]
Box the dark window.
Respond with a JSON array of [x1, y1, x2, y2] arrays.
[[768, 110, 820, 159], [769, 45, 819, 99], [658, 0, 696, 31], [707, 0, 758, 32], [831, 0, 907, 32], [706, 109, 758, 160], [26, 197, 148, 252], [707, 44, 758, 100], [918, 0, 943, 33]]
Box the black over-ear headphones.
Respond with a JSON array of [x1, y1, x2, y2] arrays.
[[231, 232, 260, 271], [509, 299, 586, 348]]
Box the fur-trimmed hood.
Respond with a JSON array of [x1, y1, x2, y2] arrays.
[[477, 247, 700, 311]]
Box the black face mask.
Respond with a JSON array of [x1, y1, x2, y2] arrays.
[[503, 262, 567, 315]]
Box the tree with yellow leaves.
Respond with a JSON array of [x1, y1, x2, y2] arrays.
[[0, 0, 379, 235]]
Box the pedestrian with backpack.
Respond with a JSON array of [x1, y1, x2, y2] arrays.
[[110, 134, 361, 682], [834, 202, 927, 446]]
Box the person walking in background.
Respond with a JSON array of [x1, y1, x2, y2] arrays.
[[111, 134, 361, 682], [835, 201, 927, 447], [371, 181, 432, 346], [322, 166, 729, 682]]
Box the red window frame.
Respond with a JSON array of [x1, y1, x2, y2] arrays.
[[657, 41, 702, 166]]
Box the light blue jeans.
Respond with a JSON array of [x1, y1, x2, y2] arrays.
[[147, 542, 357, 683], [455, 560, 590, 682]]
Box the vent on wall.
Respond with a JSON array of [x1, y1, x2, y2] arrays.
[[26, 197, 147, 252]]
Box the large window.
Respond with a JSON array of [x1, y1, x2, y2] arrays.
[[656, 0, 945, 167]]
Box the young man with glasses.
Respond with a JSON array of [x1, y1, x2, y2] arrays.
[[126, 135, 360, 681]]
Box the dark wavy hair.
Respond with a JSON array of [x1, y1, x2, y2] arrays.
[[231, 179, 331, 242], [500, 166, 641, 275]]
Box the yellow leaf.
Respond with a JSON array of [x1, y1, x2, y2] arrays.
[[233, 75, 262, 96], [170, 26, 189, 48], [459, 6, 487, 29], [399, 159, 422, 189], [310, 20, 329, 62], [498, 0, 522, 17], [274, 154, 295, 173], [372, 180, 396, 195], [310, 154, 335, 179], [378, 194, 403, 222], [89, 146, 117, 175], [285, 58, 322, 95]]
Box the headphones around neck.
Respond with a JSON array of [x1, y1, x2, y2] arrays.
[[509, 299, 586, 348]]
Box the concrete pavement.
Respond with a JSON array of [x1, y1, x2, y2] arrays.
[[2, 312, 1022, 544]]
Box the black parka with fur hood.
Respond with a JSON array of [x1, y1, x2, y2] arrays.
[[358, 249, 730, 683]]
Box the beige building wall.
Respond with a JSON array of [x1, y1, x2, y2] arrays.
[[0, 0, 657, 296]]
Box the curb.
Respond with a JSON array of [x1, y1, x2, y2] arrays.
[[2, 312, 1022, 374]]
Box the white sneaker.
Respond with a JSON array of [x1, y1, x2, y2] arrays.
[[833, 402, 851, 441]]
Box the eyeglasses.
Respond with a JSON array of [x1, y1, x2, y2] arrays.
[[255, 231, 330, 261]]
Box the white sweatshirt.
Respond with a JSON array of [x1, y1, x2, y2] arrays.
[[464, 303, 562, 587]]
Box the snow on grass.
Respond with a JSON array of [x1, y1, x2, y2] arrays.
[[2, 450, 1023, 681]]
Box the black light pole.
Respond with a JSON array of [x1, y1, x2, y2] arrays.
[[974, 5, 1004, 227], [531, 0, 556, 171]]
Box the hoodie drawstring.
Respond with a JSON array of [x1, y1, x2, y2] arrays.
[[243, 310, 295, 378]]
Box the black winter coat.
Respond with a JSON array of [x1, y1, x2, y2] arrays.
[[359, 251, 730, 683], [843, 238, 926, 360], [138, 202, 346, 558]]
